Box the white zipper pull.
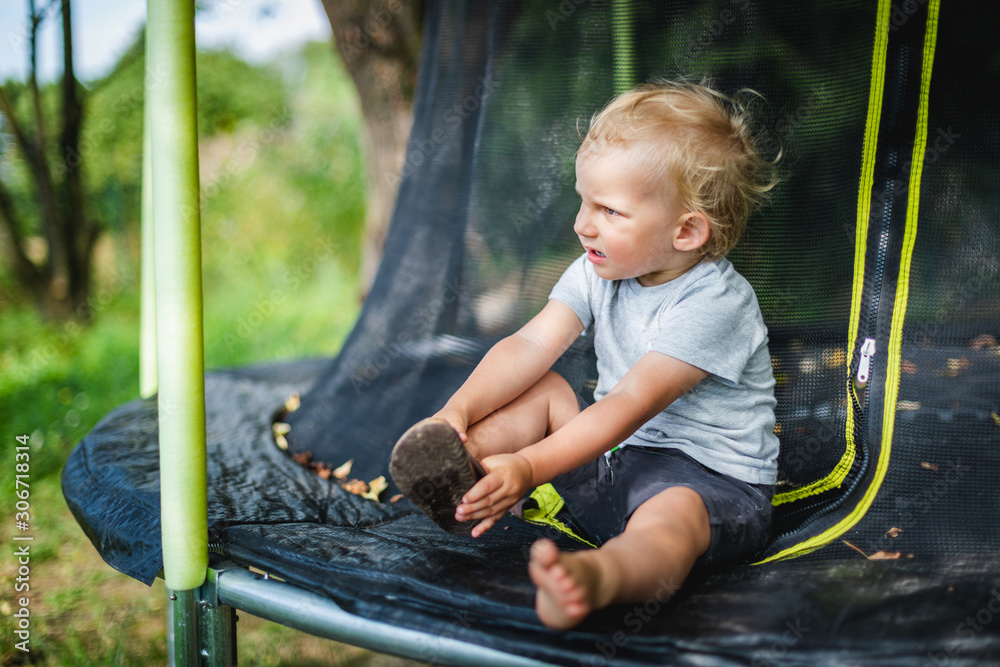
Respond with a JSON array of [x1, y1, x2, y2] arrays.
[[855, 337, 876, 389]]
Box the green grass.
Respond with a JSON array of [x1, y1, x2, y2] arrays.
[[0, 42, 426, 666]]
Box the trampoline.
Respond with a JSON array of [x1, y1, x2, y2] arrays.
[[63, 0, 1000, 664]]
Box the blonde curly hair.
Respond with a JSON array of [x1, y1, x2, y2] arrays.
[[579, 80, 778, 260]]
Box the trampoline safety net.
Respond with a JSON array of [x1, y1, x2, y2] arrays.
[[63, 1, 1000, 665]]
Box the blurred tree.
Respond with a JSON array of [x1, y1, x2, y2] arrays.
[[320, 0, 424, 295], [0, 0, 92, 320]]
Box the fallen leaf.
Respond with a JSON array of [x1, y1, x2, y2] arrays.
[[970, 334, 997, 350], [333, 459, 354, 480], [843, 540, 912, 560], [885, 526, 903, 538], [342, 479, 369, 495], [275, 434, 288, 450], [291, 451, 312, 465], [390, 494, 405, 503], [821, 347, 846, 368], [284, 392, 301, 412], [316, 465, 332, 480], [273, 422, 291, 436], [901, 360, 919, 375], [920, 462, 940, 471], [842, 540, 868, 557], [362, 476, 388, 501], [991, 412, 1000, 427], [937, 357, 971, 377], [799, 357, 819, 374]]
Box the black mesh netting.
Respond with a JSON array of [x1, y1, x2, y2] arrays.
[[63, 1, 1000, 664]]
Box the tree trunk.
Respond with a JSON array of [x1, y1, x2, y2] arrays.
[[320, 0, 424, 296], [0, 0, 93, 320]]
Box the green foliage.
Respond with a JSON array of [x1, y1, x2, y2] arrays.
[[80, 31, 289, 234], [2, 36, 364, 480], [0, 36, 368, 665]]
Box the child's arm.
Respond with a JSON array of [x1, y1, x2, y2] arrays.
[[458, 351, 708, 536], [433, 299, 585, 442]]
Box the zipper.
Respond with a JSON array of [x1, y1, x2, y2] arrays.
[[855, 338, 877, 390], [770, 153, 894, 546]]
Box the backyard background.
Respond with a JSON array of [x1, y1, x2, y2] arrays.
[[1, 1, 426, 664]]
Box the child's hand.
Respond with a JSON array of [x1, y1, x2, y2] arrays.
[[455, 453, 533, 538], [430, 407, 471, 444]]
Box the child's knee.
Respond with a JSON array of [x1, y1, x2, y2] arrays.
[[629, 487, 711, 551]]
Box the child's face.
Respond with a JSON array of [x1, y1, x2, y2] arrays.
[[574, 145, 700, 286]]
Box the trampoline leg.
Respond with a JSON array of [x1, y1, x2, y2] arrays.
[[199, 595, 238, 666], [167, 588, 199, 666], [166, 577, 239, 666]]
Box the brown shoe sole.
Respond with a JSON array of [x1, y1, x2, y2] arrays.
[[389, 419, 485, 535]]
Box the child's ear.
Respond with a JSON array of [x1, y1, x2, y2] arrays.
[[673, 211, 710, 252]]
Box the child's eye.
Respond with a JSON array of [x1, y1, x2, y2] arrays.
[[604, 207, 620, 217]]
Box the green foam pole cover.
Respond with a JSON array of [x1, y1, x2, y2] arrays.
[[611, 0, 635, 95], [146, 0, 208, 592], [139, 69, 157, 400]]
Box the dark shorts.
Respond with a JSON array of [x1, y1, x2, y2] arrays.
[[550, 399, 774, 568]]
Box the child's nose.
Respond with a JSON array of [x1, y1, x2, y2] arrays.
[[574, 210, 595, 238]]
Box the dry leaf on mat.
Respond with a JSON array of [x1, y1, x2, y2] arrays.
[[333, 459, 354, 480], [843, 540, 912, 560], [362, 476, 388, 501], [342, 479, 369, 495]]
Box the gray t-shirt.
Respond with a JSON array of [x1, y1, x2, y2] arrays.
[[549, 253, 779, 485]]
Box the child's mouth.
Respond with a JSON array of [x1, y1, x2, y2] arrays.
[[588, 249, 606, 261]]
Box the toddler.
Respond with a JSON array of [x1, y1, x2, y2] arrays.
[[390, 80, 779, 629]]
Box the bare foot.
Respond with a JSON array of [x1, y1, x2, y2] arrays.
[[529, 538, 610, 629]]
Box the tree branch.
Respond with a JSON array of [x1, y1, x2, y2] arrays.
[[0, 179, 44, 291], [28, 0, 49, 157], [0, 86, 36, 167], [59, 0, 92, 307]]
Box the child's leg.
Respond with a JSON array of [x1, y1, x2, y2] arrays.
[[391, 370, 579, 534], [463, 370, 581, 460], [529, 486, 710, 629]]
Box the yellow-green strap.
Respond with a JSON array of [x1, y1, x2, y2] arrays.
[[761, 0, 940, 563], [522, 483, 597, 548], [772, 0, 894, 507]]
